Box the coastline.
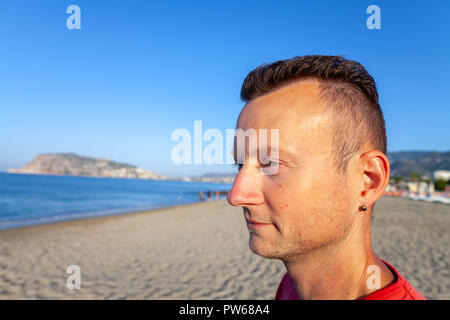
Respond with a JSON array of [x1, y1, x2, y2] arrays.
[[0, 172, 232, 231], [0, 200, 214, 233], [0, 199, 207, 232], [2, 171, 235, 184]]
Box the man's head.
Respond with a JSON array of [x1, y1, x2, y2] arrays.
[[228, 55, 390, 261]]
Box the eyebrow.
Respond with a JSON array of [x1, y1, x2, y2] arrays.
[[232, 146, 295, 161]]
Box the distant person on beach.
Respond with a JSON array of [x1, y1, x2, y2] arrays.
[[227, 55, 425, 300]]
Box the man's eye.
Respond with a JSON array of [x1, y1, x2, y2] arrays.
[[233, 163, 243, 171], [261, 160, 279, 168]]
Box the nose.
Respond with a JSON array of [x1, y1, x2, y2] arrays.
[[227, 166, 264, 207]]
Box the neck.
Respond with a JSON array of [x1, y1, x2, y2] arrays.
[[284, 217, 394, 300]]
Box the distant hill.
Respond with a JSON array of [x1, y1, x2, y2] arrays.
[[387, 151, 450, 179], [8, 151, 449, 182], [8, 153, 160, 179]]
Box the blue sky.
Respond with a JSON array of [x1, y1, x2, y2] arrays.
[[0, 0, 449, 176]]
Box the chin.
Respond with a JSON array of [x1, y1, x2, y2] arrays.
[[248, 234, 281, 259]]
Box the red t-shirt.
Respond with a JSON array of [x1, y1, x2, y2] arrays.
[[275, 260, 426, 300]]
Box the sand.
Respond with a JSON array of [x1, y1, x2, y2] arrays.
[[0, 197, 448, 300]]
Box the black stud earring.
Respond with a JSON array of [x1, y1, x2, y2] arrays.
[[360, 205, 367, 212]]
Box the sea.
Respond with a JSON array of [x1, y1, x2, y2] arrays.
[[0, 173, 232, 231]]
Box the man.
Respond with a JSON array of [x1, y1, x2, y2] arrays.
[[227, 55, 425, 300]]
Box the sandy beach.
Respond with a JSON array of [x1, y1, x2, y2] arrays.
[[0, 197, 448, 300]]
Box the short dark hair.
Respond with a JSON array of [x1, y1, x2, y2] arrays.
[[240, 55, 387, 176]]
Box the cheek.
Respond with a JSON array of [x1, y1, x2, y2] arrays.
[[263, 182, 293, 215], [307, 184, 353, 238], [263, 162, 349, 216], [268, 174, 350, 239], [273, 175, 328, 216]]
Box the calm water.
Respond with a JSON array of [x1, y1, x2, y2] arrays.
[[0, 173, 232, 230]]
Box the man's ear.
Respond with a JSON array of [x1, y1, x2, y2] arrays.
[[359, 150, 390, 207]]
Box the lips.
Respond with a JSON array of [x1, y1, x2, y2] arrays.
[[244, 208, 274, 228], [245, 219, 273, 228]]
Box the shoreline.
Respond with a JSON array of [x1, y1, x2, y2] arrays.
[[0, 199, 220, 233], [0, 172, 232, 231], [1, 171, 235, 184]]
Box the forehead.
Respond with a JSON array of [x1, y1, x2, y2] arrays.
[[236, 79, 334, 154]]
